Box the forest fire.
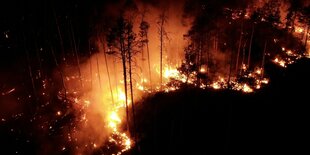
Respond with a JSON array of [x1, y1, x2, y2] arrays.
[[1, 0, 310, 154], [274, 57, 287, 67]]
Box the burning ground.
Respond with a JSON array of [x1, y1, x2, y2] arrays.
[[0, 0, 310, 154]]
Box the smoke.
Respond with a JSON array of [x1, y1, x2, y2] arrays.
[[48, 0, 308, 154], [59, 1, 193, 153]]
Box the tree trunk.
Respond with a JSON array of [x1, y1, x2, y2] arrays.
[[51, 46, 67, 101], [228, 37, 234, 88], [53, 9, 66, 63], [70, 21, 83, 88], [247, 25, 254, 68], [160, 18, 164, 90], [305, 25, 309, 52], [127, 30, 136, 140], [240, 38, 248, 75], [95, 53, 102, 93], [261, 41, 267, 79], [120, 36, 130, 134], [146, 33, 152, 89], [102, 39, 114, 105], [236, 23, 243, 74], [88, 40, 93, 89]]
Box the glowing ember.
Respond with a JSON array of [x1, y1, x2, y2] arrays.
[[256, 68, 262, 75], [242, 64, 247, 70], [295, 27, 304, 33], [199, 67, 206, 73], [261, 79, 269, 84], [242, 84, 253, 93], [212, 83, 221, 89], [1, 88, 15, 96], [274, 58, 287, 68], [282, 47, 285, 51], [56, 111, 62, 116]]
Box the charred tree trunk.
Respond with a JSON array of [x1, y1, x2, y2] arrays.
[[50, 46, 67, 101], [120, 35, 130, 133], [240, 38, 248, 75], [101, 39, 114, 105], [88, 40, 93, 89], [159, 17, 164, 90], [235, 23, 243, 74], [228, 38, 234, 88], [53, 8, 66, 63], [261, 41, 267, 79], [206, 33, 210, 76], [70, 21, 83, 88], [305, 26, 309, 52], [247, 25, 254, 68], [127, 28, 136, 140], [95, 53, 102, 92], [146, 33, 152, 89]]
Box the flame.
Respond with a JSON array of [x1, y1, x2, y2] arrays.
[[242, 64, 247, 70], [199, 67, 206, 73], [242, 84, 253, 93], [56, 111, 62, 116], [261, 79, 269, 84], [295, 27, 304, 33], [255, 68, 262, 75], [212, 82, 221, 89], [163, 67, 180, 79], [282, 47, 286, 51], [274, 57, 287, 68], [106, 89, 132, 154], [108, 111, 121, 131]]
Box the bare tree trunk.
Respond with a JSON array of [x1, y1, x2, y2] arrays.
[[228, 38, 234, 88], [240, 38, 248, 75], [25, 50, 38, 102], [128, 43, 136, 139], [215, 33, 219, 53], [34, 40, 42, 79], [120, 36, 130, 133], [113, 57, 118, 98], [88, 40, 93, 89], [206, 33, 210, 76], [198, 37, 203, 67], [236, 23, 243, 74], [95, 53, 102, 93], [53, 8, 66, 63], [261, 41, 267, 79], [70, 20, 83, 88], [101, 39, 114, 105], [247, 25, 254, 68], [146, 33, 152, 89], [51, 46, 67, 101], [160, 17, 164, 90], [305, 25, 309, 52]]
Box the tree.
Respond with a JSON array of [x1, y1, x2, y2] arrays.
[[139, 14, 152, 89], [299, 6, 310, 52], [107, 16, 138, 137], [157, 10, 168, 90]]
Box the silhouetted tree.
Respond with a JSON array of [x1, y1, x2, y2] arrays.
[[107, 16, 138, 137], [157, 10, 168, 90], [139, 13, 152, 88]]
